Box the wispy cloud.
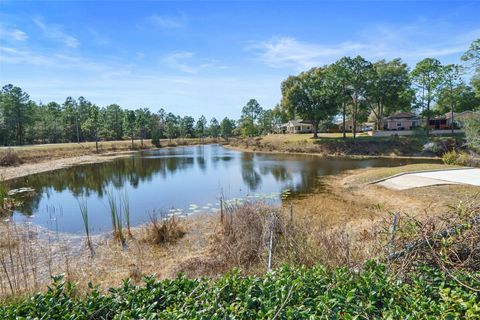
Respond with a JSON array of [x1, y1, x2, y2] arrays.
[[247, 37, 366, 68], [248, 21, 480, 69], [148, 13, 187, 28], [0, 27, 28, 41], [33, 17, 79, 48], [162, 51, 219, 74]]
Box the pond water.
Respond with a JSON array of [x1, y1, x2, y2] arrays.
[[9, 145, 439, 234]]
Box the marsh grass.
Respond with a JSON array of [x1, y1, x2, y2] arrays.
[[144, 211, 185, 245], [121, 191, 132, 238], [0, 149, 22, 167], [78, 199, 92, 252], [106, 191, 122, 243]]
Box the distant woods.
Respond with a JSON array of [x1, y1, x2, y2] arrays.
[[1, 39, 479, 146], [0, 87, 238, 146]]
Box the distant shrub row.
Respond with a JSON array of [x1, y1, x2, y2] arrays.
[[2, 261, 479, 319]]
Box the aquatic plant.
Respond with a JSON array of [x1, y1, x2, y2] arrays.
[[106, 190, 125, 244], [78, 198, 92, 250], [121, 191, 132, 238]]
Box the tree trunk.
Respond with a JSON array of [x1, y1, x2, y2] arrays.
[[95, 128, 99, 153], [352, 102, 357, 139], [342, 103, 346, 139], [131, 131, 134, 149], [76, 118, 80, 143], [451, 86, 455, 136], [313, 120, 319, 138]]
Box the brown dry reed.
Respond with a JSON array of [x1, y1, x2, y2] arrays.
[[0, 149, 22, 167], [144, 212, 186, 245]]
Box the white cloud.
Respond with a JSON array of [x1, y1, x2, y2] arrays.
[[148, 13, 187, 28], [248, 22, 480, 69], [0, 27, 28, 41], [162, 51, 218, 74], [33, 17, 79, 48], [247, 37, 366, 68]]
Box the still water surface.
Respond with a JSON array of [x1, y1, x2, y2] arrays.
[[10, 145, 438, 234]]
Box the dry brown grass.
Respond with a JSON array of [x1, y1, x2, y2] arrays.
[[1, 138, 224, 166], [0, 214, 217, 299], [0, 149, 22, 167], [174, 203, 317, 277], [387, 197, 480, 274], [143, 213, 186, 245], [1, 163, 478, 300], [228, 134, 426, 157]]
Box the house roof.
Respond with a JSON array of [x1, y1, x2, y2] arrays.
[[445, 110, 479, 119], [386, 112, 418, 120], [288, 119, 312, 126]]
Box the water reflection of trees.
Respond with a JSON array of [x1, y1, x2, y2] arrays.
[[10, 148, 383, 217], [12, 155, 196, 215]]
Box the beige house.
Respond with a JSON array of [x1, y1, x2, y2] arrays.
[[280, 120, 313, 134], [335, 119, 373, 132], [383, 112, 420, 131], [445, 110, 479, 128]]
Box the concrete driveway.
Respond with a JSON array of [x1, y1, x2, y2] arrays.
[[377, 168, 480, 190]]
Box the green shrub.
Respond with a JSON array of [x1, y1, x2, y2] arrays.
[[2, 261, 479, 319], [443, 150, 460, 165], [442, 150, 479, 167]]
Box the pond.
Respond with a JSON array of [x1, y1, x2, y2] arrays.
[[9, 145, 439, 234]]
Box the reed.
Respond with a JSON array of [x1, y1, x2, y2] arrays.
[[78, 198, 92, 251], [106, 191, 118, 235], [107, 190, 125, 244], [121, 191, 132, 238]]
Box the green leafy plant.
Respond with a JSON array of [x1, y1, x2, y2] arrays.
[[1, 262, 479, 319]]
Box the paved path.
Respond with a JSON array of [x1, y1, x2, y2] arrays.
[[377, 168, 480, 190]]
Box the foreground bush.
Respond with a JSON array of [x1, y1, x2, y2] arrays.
[[2, 261, 479, 319]]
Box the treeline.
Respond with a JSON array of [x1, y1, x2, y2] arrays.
[[280, 39, 480, 137], [2, 39, 479, 145], [0, 86, 241, 146]]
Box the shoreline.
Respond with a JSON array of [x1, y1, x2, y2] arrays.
[[0, 151, 137, 181], [1, 142, 442, 182], [223, 143, 441, 161]]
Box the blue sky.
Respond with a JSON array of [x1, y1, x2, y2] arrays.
[[1, 1, 479, 119]]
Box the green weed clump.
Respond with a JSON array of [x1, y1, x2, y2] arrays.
[[1, 261, 479, 319], [442, 150, 479, 167]]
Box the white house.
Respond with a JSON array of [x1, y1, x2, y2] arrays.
[[280, 120, 313, 134]]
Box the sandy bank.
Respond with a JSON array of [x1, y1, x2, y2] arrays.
[[0, 151, 135, 181]]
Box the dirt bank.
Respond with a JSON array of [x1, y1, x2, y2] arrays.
[[227, 135, 442, 158], [0, 152, 135, 181]]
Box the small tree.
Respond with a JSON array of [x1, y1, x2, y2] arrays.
[[195, 115, 207, 141], [220, 117, 234, 140], [282, 67, 338, 138], [125, 110, 136, 149]]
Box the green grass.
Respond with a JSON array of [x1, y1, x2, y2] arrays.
[[2, 261, 479, 319]]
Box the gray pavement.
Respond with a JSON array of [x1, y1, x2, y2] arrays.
[[377, 168, 480, 190]]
